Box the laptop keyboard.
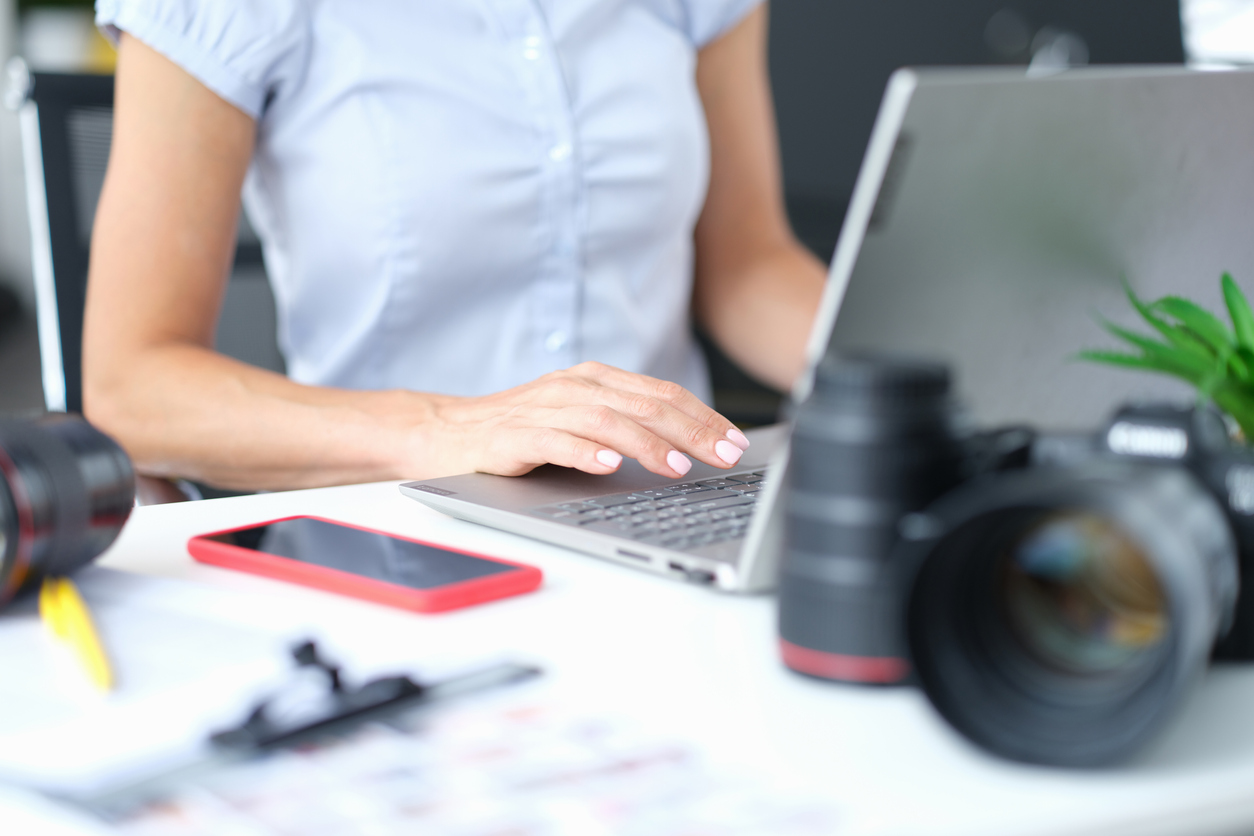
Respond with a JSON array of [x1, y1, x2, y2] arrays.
[[526, 470, 767, 551]]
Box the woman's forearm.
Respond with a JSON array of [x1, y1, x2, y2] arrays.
[[694, 241, 827, 393], [85, 340, 757, 491], [84, 341, 450, 490], [691, 7, 828, 395]]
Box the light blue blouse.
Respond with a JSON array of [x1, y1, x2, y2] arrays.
[[96, 0, 761, 402]]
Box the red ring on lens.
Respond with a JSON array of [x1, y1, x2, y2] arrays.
[[779, 638, 909, 684], [0, 445, 36, 604]]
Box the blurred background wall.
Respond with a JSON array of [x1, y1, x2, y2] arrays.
[[2, 0, 110, 314], [2, 1, 1252, 419], [3, 0, 111, 313]]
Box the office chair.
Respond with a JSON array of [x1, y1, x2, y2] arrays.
[[5, 59, 283, 418]]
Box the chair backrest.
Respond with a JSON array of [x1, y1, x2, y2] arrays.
[[7, 61, 281, 414]]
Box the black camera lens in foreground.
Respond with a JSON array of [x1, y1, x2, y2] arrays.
[[779, 355, 963, 684], [903, 463, 1238, 767], [0, 415, 135, 607], [1001, 511, 1168, 677]]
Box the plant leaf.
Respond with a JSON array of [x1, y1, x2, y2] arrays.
[[1075, 349, 1207, 387], [1231, 346, 1254, 383], [1147, 321, 1217, 363], [1210, 383, 1254, 441], [1119, 281, 1217, 362], [1152, 296, 1234, 353], [1222, 273, 1254, 351], [1083, 274, 1254, 439], [1095, 319, 1217, 381]]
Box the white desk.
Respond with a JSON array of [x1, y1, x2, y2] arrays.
[[9, 480, 1254, 835]]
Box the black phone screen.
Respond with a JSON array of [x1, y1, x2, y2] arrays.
[[217, 518, 515, 590]]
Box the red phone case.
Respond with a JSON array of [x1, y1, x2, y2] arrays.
[[187, 515, 542, 613]]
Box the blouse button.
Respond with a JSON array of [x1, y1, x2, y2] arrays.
[[544, 330, 568, 353], [548, 143, 572, 162]]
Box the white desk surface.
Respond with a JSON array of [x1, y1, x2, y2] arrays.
[[8, 480, 1254, 836]]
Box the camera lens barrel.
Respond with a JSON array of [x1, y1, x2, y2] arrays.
[[778, 355, 964, 684], [0, 415, 135, 606], [901, 462, 1237, 766]]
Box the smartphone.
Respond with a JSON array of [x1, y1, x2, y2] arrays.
[[188, 516, 542, 613]]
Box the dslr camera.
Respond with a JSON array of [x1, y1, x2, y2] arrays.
[[778, 355, 1254, 766]]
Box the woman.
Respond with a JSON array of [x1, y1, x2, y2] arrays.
[[84, 0, 827, 491]]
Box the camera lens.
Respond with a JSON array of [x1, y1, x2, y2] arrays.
[[903, 463, 1237, 766], [0, 415, 135, 606], [778, 354, 964, 684], [1001, 511, 1167, 676]]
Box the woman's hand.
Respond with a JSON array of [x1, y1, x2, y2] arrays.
[[422, 361, 751, 479]]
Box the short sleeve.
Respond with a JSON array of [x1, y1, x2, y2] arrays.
[[684, 0, 763, 48], [95, 0, 309, 119]]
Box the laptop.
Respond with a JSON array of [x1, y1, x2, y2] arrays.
[[402, 65, 1254, 593]]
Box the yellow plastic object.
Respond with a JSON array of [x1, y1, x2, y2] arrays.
[[40, 577, 114, 692]]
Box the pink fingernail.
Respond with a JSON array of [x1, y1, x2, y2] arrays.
[[596, 449, 623, 468], [727, 428, 751, 450], [715, 440, 743, 466], [666, 450, 692, 477]]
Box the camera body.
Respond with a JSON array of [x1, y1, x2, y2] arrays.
[[778, 356, 1254, 765]]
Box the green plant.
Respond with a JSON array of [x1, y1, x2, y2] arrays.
[[1079, 273, 1254, 441]]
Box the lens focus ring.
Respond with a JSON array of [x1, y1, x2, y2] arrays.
[[0, 416, 135, 606]]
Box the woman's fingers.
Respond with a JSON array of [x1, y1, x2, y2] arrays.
[[555, 362, 750, 468], [551, 404, 697, 478], [481, 425, 625, 477], [459, 363, 752, 478], [482, 404, 699, 479], [596, 389, 745, 470], [575, 362, 733, 428]]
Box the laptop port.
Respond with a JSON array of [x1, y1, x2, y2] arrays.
[[667, 561, 715, 585], [615, 548, 651, 562], [684, 569, 716, 585]]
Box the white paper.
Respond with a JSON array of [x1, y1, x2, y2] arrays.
[[110, 687, 842, 836], [0, 567, 294, 796]]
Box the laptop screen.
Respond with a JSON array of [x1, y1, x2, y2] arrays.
[[806, 67, 1254, 434]]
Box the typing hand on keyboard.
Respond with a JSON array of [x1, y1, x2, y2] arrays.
[[426, 362, 751, 480]]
